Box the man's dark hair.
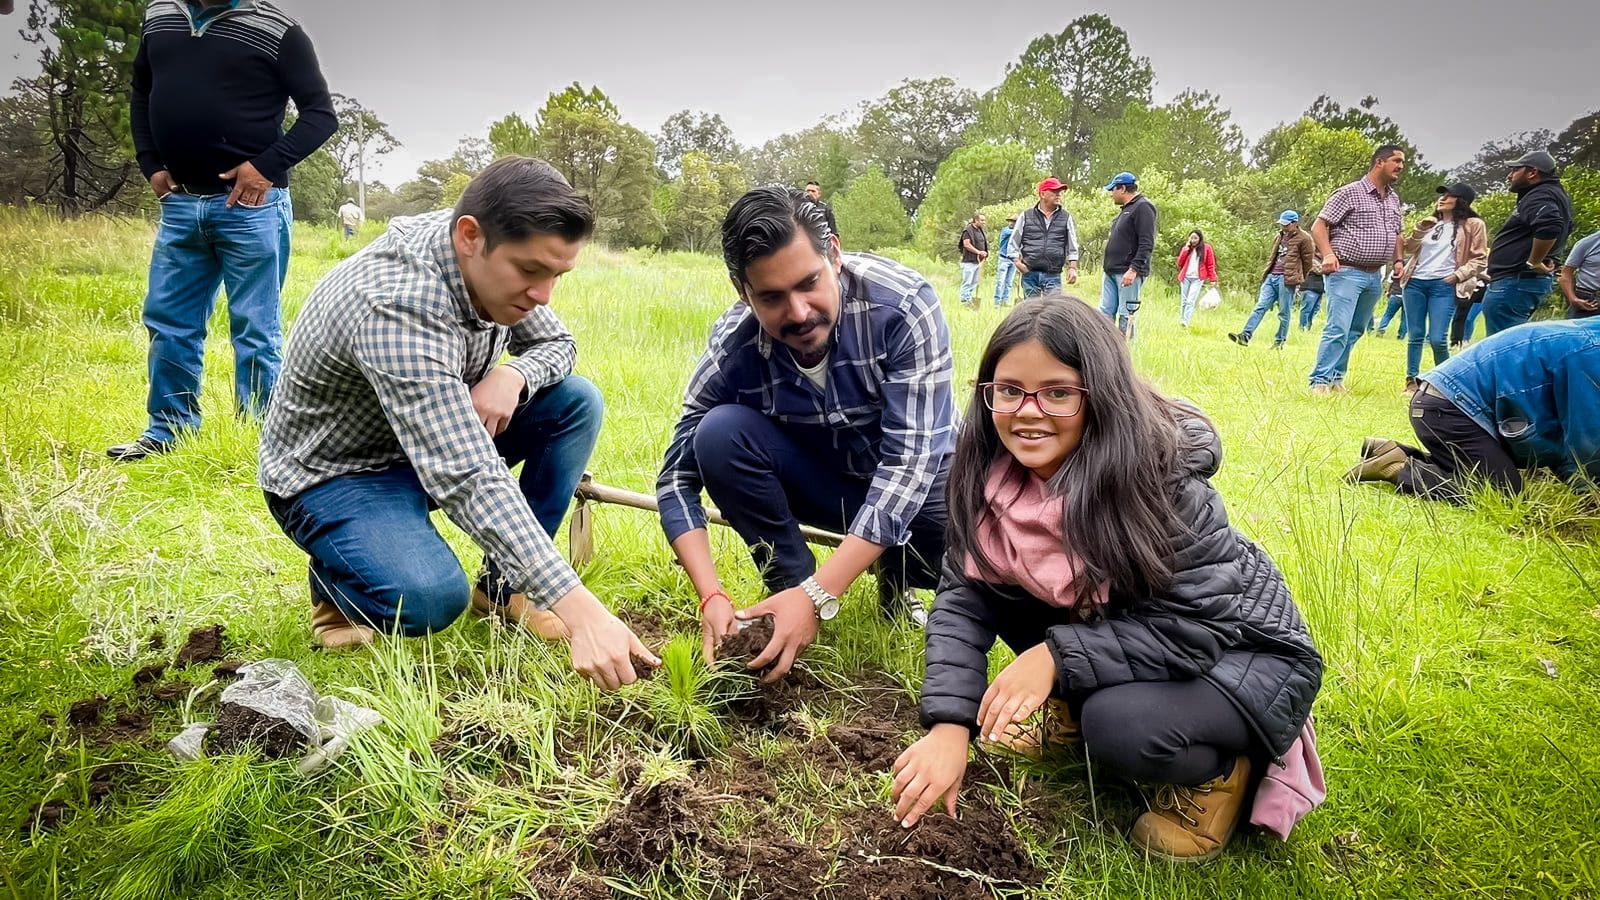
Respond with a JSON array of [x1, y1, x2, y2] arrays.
[[1371, 144, 1404, 167], [721, 186, 834, 289], [452, 156, 595, 251], [805, 180, 820, 189]]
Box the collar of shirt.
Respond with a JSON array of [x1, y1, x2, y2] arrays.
[[426, 217, 493, 332], [1361, 175, 1391, 199], [188, 0, 242, 24]]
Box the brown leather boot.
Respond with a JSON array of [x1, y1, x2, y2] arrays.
[[1129, 755, 1252, 862], [988, 698, 1082, 759], [1344, 443, 1408, 484], [311, 599, 376, 651], [470, 587, 568, 641]]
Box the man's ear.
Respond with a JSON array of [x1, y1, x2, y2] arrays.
[[454, 215, 483, 260]]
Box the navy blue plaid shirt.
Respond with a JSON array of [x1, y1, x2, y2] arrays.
[[657, 253, 956, 547]]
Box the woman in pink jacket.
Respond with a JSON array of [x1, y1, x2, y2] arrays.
[[1176, 230, 1218, 328]]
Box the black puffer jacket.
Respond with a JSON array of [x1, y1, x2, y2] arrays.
[[919, 413, 1322, 758]]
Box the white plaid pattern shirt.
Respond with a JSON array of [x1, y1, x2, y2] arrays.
[[259, 210, 582, 607], [656, 253, 956, 547]]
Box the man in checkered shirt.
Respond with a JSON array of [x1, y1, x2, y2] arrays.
[[259, 157, 657, 690], [656, 186, 956, 680], [1308, 144, 1408, 394]]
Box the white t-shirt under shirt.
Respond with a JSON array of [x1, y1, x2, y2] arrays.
[[1412, 221, 1458, 281], [797, 354, 829, 394], [1185, 251, 1200, 279]]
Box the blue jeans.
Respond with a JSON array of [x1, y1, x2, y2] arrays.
[[142, 188, 293, 443], [1242, 274, 1293, 344], [1100, 271, 1144, 337], [1298, 290, 1323, 329], [1481, 275, 1554, 336], [1377, 291, 1404, 332], [1179, 276, 1205, 326], [959, 262, 981, 303], [994, 259, 1016, 305], [1021, 269, 1061, 297], [1402, 278, 1455, 378], [692, 404, 946, 594], [264, 376, 603, 635], [1309, 267, 1383, 387]]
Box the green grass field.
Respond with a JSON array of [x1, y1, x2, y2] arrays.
[[2, 207, 1598, 899]]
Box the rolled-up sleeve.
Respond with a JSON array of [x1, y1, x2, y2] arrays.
[[849, 282, 955, 546], [353, 303, 581, 608]]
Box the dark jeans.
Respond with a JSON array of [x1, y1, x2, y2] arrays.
[[693, 404, 947, 594], [990, 600, 1253, 786], [1395, 390, 1521, 502], [1482, 274, 1554, 336], [264, 376, 603, 635]]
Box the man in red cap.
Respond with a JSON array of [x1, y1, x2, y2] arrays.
[[1009, 177, 1080, 297]]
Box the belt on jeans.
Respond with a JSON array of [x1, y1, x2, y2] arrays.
[[171, 184, 229, 197], [1345, 263, 1383, 273]]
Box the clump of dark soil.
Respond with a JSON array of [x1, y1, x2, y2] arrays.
[[132, 663, 167, 686], [836, 797, 1040, 897], [21, 799, 66, 835], [148, 681, 192, 702], [212, 659, 244, 680], [173, 625, 225, 667], [206, 702, 307, 759], [102, 710, 153, 744], [630, 654, 658, 681], [587, 780, 710, 875], [716, 615, 776, 673], [826, 722, 904, 771], [723, 837, 831, 898], [67, 695, 109, 727], [147, 631, 167, 651]]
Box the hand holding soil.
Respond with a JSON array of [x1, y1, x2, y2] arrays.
[[734, 585, 817, 683], [699, 593, 737, 662], [977, 643, 1055, 743], [892, 723, 970, 828], [554, 588, 660, 690]]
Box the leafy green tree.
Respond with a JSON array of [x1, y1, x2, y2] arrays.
[[1450, 128, 1553, 193], [1089, 92, 1242, 190], [832, 165, 910, 251], [1553, 110, 1600, 170], [969, 63, 1069, 172], [747, 121, 860, 194], [0, 75, 53, 206], [288, 148, 340, 223], [656, 109, 741, 177], [857, 77, 977, 210], [21, 0, 146, 213], [1237, 120, 1372, 225], [913, 142, 1041, 257], [322, 94, 398, 212], [1298, 94, 1440, 204], [389, 138, 491, 217], [662, 151, 747, 253], [531, 83, 660, 246], [1001, 14, 1155, 180], [487, 112, 538, 158]]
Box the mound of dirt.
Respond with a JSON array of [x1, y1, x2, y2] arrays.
[[716, 615, 776, 672], [206, 702, 308, 759], [588, 780, 710, 875], [173, 625, 225, 667], [132, 663, 167, 686], [67, 695, 109, 727], [826, 723, 904, 771], [837, 798, 1040, 896], [723, 837, 831, 898], [22, 799, 66, 835], [212, 659, 244, 680]]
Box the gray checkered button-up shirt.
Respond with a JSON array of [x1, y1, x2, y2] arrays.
[[259, 210, 582, 608], [656, 253, 956, 547]]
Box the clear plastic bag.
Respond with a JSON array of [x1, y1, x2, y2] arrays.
[[1199, 285, 1223, 310]]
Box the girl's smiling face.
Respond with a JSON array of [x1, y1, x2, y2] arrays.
[[990, 338, 1087, 481]]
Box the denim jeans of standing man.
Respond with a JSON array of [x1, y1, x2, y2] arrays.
[[264, 376, 603, 636], [1481, 275, 1554, 336], [1021, 269, 1061, 298], [959, 262, 981, 305], [141, 188, 294, 445], [1100, 271, 1144, 338], [994, 258, 1016, 306], [1402, 277, 1456, 379], [1298, 290, 1323, 330], [1309, 267, 1384, 387], [1240, 274, 1294, 345]]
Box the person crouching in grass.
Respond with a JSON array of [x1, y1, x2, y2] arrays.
[[891, 298, 1324, 861]]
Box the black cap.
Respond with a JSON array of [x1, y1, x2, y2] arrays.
[[1510, 150, 1557, 175], [1436, 182, 1477, 205]]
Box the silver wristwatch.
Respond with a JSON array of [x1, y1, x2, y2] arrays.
[[800, 576, 840, 621]]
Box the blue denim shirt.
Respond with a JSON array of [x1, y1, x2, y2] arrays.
[[1422, 318, 1600, 483]]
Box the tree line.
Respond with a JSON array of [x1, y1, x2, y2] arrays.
[[3, 3, 1597, 288]]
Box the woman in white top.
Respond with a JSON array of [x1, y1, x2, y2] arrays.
[[1398, 184, 1489, 393]]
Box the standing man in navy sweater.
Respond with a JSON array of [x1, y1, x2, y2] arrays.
[[109, 0, 336, 461]]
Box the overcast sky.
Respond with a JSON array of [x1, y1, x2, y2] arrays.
[[2, 0, 1594, 184]]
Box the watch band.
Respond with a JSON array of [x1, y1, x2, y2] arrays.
[[800, 576, 837, 618]]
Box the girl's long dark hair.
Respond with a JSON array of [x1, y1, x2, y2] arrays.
[[1187, 229, 1206, 252], [948, 298, 1186, 609]]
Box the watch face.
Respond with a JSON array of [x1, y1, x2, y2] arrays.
[[817, 597, 841, 621]]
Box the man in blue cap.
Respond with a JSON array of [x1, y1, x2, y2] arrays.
[[1101, 171, 1156, 338], [1230, 210, 1318, 348]]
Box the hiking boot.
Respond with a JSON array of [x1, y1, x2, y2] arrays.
[[1360, 437, 1401, 460], [311, 598, 376, 651], [1271, 340, 1285, 349], [1403, 377, 1420, 395], [986, 698, 1082, 759], [1344, 443, 1408, 484], [878, 581, 928, 627], [106, 436, 172, 462], [1130, 755, 1252, 862], [1227, 332, 1250, 346], [1310, 384, 1333, 397], [471, 586, 568, 641], [1330, 383, 1349, 395]]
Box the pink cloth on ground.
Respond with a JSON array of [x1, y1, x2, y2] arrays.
[[964, 458, 1109, 612], [1250, 718, 1326, 840]]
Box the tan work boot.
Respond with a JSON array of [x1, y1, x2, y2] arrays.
[[1130, 755, 1252, 862], [1344, 443, 1408, 484], [471, 587, 568, 641], [1360, 436, 1400, 459], [311, 599, 376, 651], [988, 698, 1082, 759]]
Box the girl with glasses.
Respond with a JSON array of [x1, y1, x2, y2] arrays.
[[891, 298, 1323, 861]]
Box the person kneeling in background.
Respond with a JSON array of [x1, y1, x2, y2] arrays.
[[1346, 317, 1600, 501], [892, 299, 1324, 862]]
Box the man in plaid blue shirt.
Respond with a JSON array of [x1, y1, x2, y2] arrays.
[[656, 187, 956, 680], [259, 158, 656, 690]]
